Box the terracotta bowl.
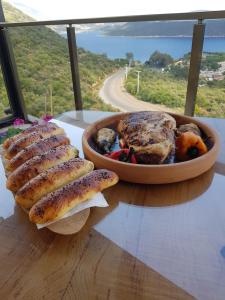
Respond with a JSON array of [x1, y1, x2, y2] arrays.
[[82, 112, 220, 184]]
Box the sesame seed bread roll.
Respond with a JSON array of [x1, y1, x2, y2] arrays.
[[5, 126, 65, 159], [15, 158, 94, 209], [29, 169, 119, 224], [3, 122, 59, 149], [6, 135, 70, 172], [6, 145, 78, 192]]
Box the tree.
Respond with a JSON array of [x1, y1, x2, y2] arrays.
[[146, 51, 173, 68], [168, 64, 189, 80], [201, 59, 220, 71], [125, 52, 134, 67]]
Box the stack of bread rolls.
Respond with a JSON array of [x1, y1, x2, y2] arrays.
[[3, 122, 118, 225]]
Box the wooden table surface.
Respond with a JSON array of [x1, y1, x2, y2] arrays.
[[1, 111, 225, 300]]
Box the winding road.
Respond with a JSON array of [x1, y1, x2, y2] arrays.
[[99, 69, 175, 112]]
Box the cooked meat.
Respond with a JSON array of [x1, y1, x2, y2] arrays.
[[117, 111, 176, 164], [96, 128, 116, 153]]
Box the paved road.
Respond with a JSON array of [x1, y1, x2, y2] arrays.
[[99, 69, 175, 112]]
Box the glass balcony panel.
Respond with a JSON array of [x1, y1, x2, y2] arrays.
[[196, 19, 225, 118], [76, 21, 193, 115], [7, 25, 74, 119]]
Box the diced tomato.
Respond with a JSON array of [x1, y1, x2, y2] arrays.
[[104, 149, 129, 160], [130, 154, 137, 164], [104, 148, 137, 164]]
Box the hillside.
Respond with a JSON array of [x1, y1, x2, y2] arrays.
[[1, 2, 119, 118], [125, 64, 225, 118], [104, 20, 225, 37]]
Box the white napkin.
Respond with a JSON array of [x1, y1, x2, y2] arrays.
[[36, 192, 108, 229], [51, 119, 85, 157]]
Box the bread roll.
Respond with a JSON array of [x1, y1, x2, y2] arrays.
[[6, 145, 78, 192], [3, 122, 59, 149], [5, 126, 65, 159], [29, 169, 119, 224], [6, 135, 70, 172], [16, 158, 94, 209]]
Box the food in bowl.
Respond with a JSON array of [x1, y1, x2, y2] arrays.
[[93, 111, 209, 165], [175, 131, 208, 161], [95, 127, 116, 153]]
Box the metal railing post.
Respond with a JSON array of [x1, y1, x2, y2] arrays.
[[185, 20, 205, 116], [67, 25, 83, 111]]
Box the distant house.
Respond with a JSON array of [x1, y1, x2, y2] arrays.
[[174, 60, 183, 66], [200, 70, 214, 80], [200, 70, 224, 81], [212, 74, 224, 81]]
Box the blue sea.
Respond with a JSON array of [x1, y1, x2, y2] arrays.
[[76, 31, 225, 62]]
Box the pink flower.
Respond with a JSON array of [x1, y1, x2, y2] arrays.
[[13, 118, 25, 126], [42, 114, 53, 122], [31, 120, 39, 126]]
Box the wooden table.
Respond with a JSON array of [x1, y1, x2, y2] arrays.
[[1, 111, 225, 300]]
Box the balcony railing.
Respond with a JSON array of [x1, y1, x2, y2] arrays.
[[1, 8, 225, 125]]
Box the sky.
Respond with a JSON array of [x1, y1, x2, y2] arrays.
[[5, 0, 225, 20]]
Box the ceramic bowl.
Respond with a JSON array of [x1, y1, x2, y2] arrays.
[[82, 112, 220, 184]]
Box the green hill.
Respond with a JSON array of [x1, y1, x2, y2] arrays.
[[125, 65, 225, 118], [0, 2, 119, 118]]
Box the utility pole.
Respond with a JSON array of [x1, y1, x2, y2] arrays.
[[125, 64, 128, 80], [136, 71, 141, 94], [49, 85, 53, 115], [44, 95, 47, 114]]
